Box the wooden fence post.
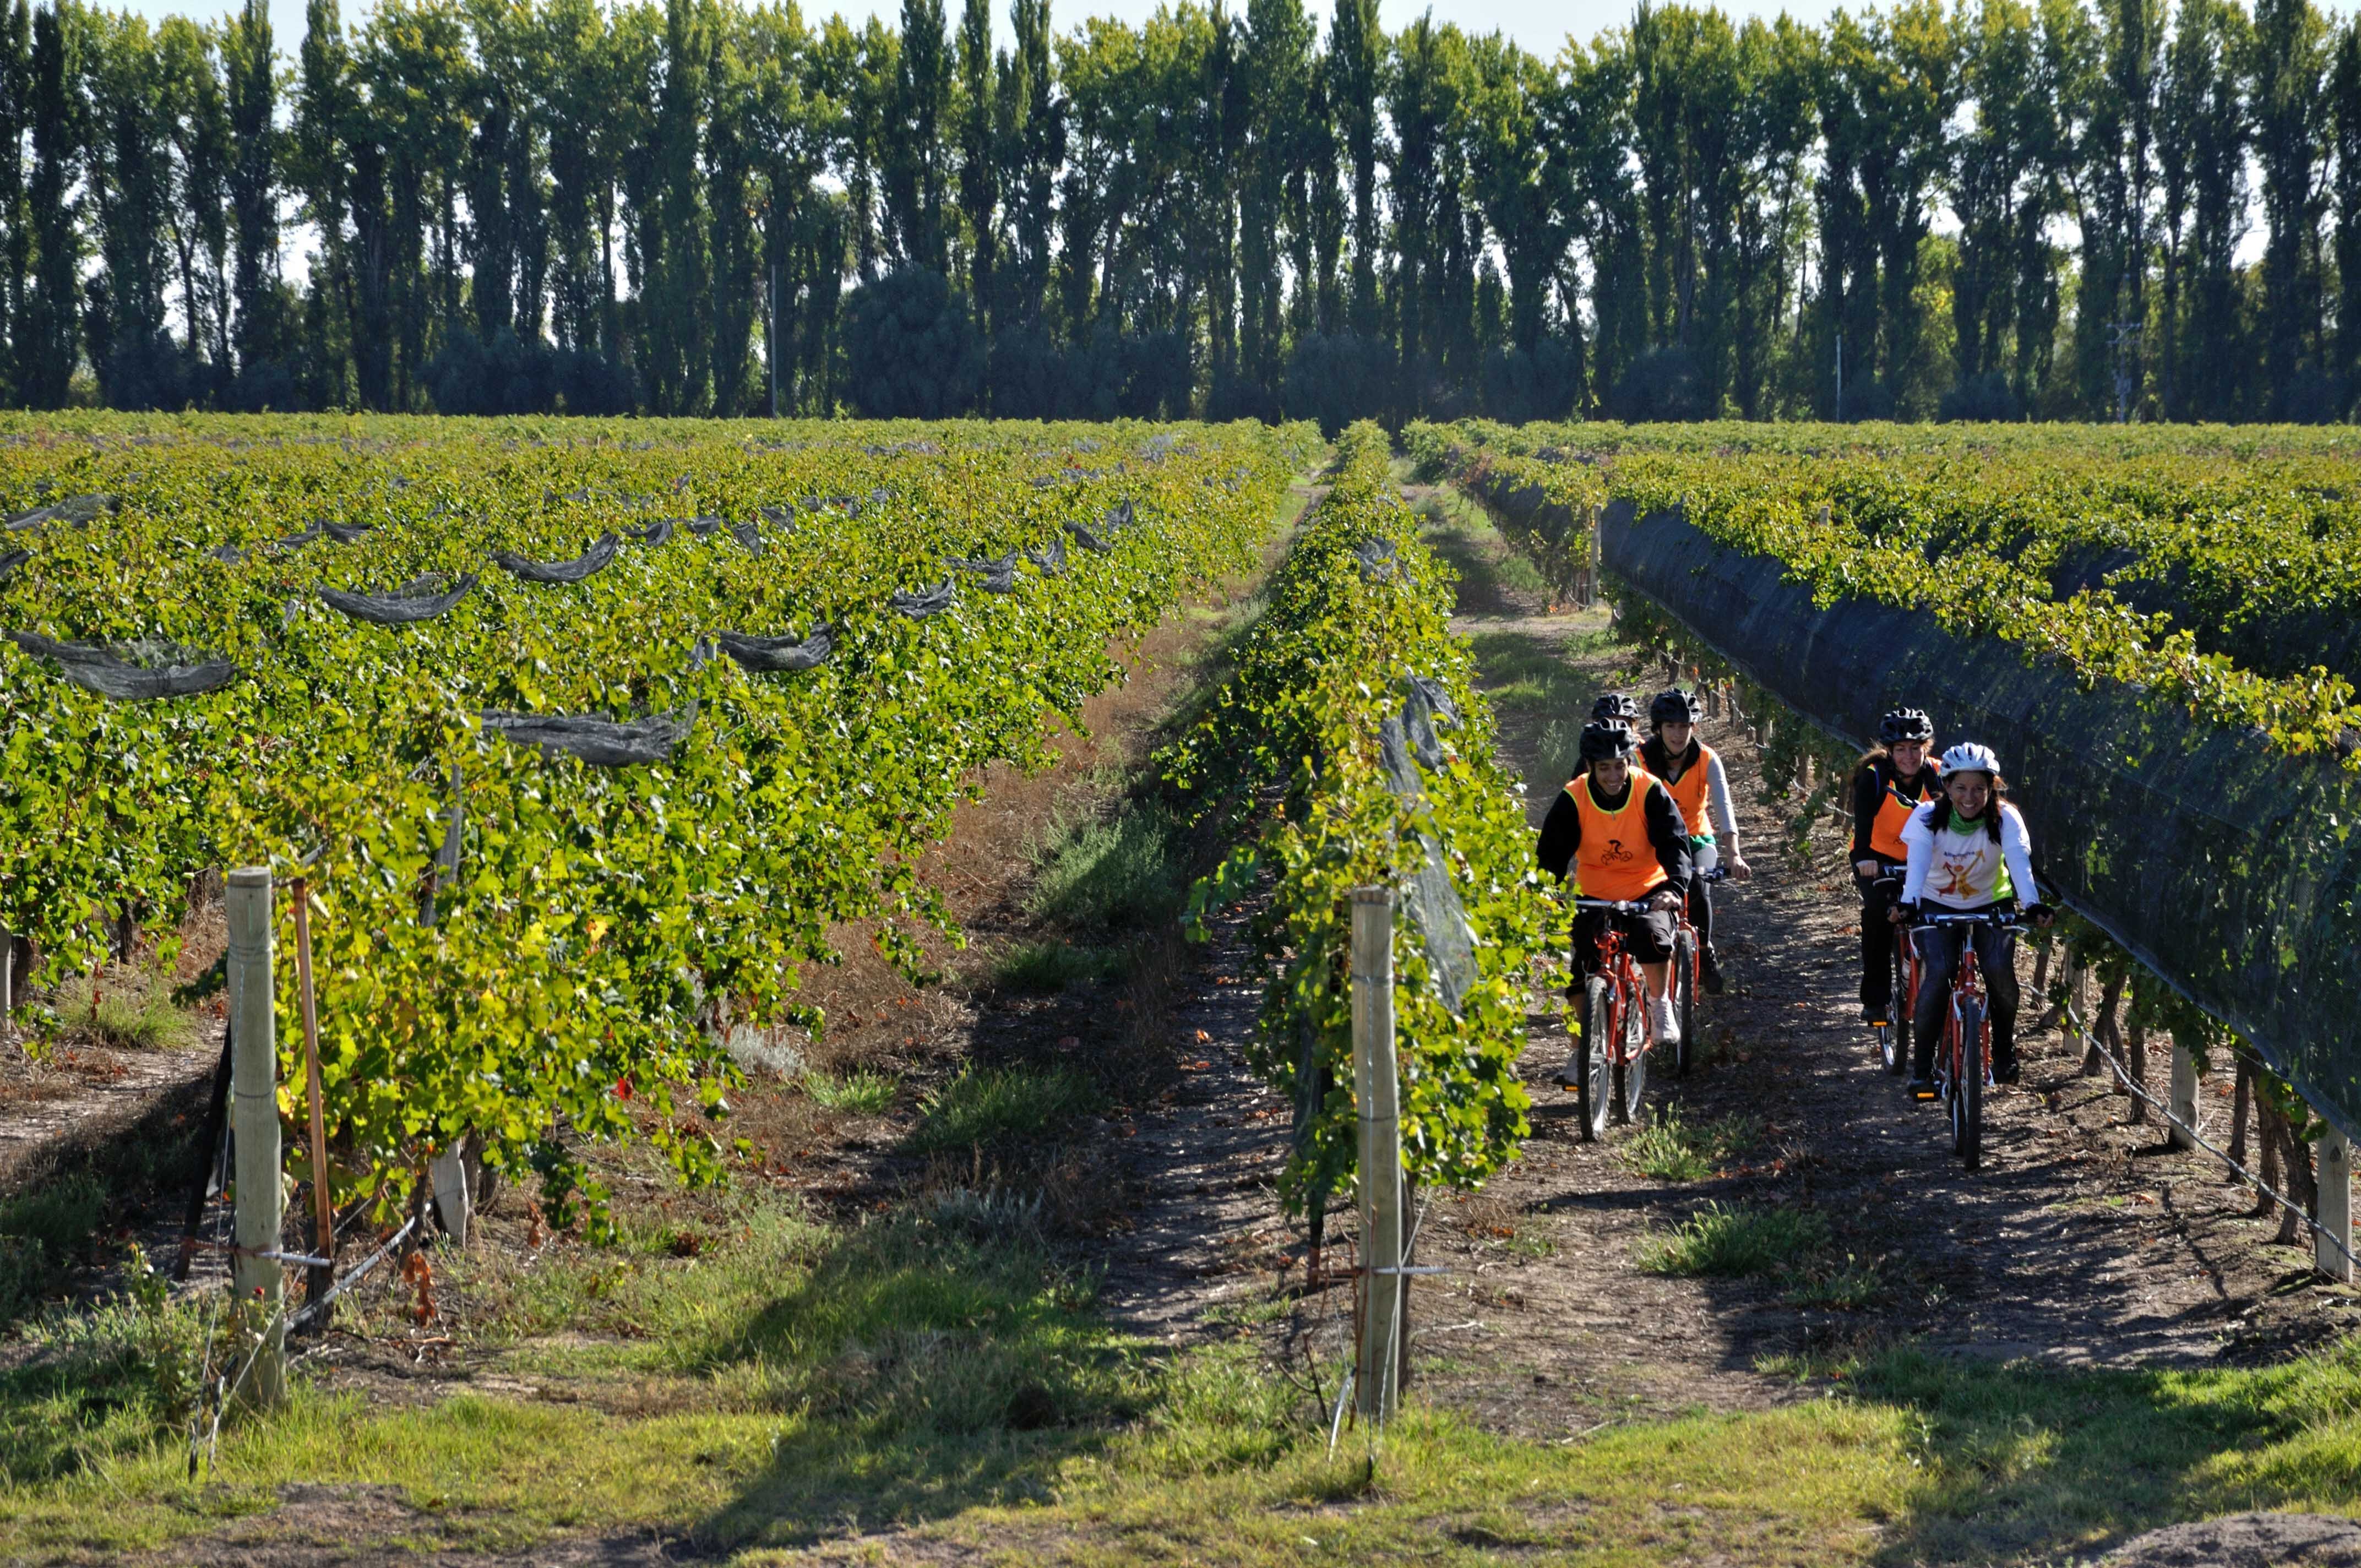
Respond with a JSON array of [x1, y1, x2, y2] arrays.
[[431, 1140, 472, 1246], [2168, 1039, 2199, 1152], [226, 867, 285, 1408], [2318, 1124, 2354, 1284], [0, 918, 12, 1027], [1351, 886, 1401, 1425]]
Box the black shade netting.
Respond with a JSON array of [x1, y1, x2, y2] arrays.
[[629, 519, 677, 547], [322, 573, 478, 624], [714, 624, 835, 674], [0, 547, 25, 584], [492, 533, 619, 584], [1602, 499, 2361, 1142], [946, 553, 1020, 594], [1378, 674, 1480, 1017], [891, 581, 957, 618], [480, 706, 698, 767], [4, 493, 116, 531], [7, 629, 239, 699], [1028, 536, 1069, 578], [1065, 520, 1114, 553]]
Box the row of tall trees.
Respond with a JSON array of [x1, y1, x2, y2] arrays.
[[9, 0, 2361, 423]]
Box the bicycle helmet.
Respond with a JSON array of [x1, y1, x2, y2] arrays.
[[1879, 707, 1935, 745], [1939, 741, 2000, 777], [1650, 687, 1704, 726], [1590, 693, 1641, 723], [1578, 719, 1638, 763]]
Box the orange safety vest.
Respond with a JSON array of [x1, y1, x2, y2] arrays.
[[1654, 743, 1719, 841], [1567, 767, 1671, 902], [1869, 759, 1943, 862]]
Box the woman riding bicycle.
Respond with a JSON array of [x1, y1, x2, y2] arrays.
[[1537, 719, 1693, 1047], [1851, 708, 1942, 1027], [1895, 742, 2053, 1092], [1640, 688, 1750, 994]]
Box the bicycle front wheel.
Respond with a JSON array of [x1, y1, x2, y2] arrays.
[[1615, 980, 1649, 1126], [1884, 928, 1910, 1076], [1577, 978, 1613, 1142], [1672, 929, 1698, 1078], [1953, 998, 1985, 1170]]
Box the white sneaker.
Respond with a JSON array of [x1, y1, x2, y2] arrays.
[[1652, 997, 1680, 1045]]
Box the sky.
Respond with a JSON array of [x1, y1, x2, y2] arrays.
[[113, 0, 1838, 67]]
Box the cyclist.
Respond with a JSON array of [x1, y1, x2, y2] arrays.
[[1537, 720, 1693, 1046], [1895, 742, 2053, 1093], [1851, 708, 1943, 1027], [1640, 687, 1750, 994], [1567, 693, 1644, 783]]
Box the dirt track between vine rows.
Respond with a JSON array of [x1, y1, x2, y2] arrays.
[[1095, 484, 2361, 1440]]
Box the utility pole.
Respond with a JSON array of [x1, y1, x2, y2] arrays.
[[1834, 332, 1844, 423]]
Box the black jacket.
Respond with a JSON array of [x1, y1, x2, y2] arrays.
[[1537, 772, 1691, 896]]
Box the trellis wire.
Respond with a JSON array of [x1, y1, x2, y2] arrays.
[[2061, 995, 2357, 1272]]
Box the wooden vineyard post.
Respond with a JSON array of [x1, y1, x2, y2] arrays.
[[291, 878, 336, 1315], [431, 1140, 472, 1246], [0, 918, 12, 1027], [1351, 887, 1402, 1426], [225, 867, 285, 1408], [2168, 1039, 2200, 1152], [2318, 1124, 2354, 1284]]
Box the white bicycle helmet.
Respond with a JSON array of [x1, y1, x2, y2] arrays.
[[1939, 741, 2001, 777]]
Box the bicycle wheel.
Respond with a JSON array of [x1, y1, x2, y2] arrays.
[[1945, 1006, 1983, 1162], [1952, 998, 1985, 1169], [1576, 978, 1613, 1141], [1615, 979, 1649, 1125], [1671, 929, 1698, 1078], [1885, 927, 1912, 1076]]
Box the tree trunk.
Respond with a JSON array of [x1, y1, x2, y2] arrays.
[[2083, 971, 2125, 1080], [2257, 1092, 2286, 1219], [2230, 1057, 2254, 1174], [2126, 1016, 2149, 1126], [2276, 1108, 2316, 1247]]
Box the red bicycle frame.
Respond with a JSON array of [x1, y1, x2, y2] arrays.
[[1575, 900, 1653, 1069]]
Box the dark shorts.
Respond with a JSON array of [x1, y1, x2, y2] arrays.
[[1573, 905, 1677, 971]]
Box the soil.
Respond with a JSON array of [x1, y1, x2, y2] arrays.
[[1098, 481, 2361, 1447], [24, 471, 2361, 1566], [2092, 1512, 2361, 1567]]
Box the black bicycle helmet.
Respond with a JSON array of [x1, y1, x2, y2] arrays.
[[1650, 687, 1703, 727], [1590, 693, 1641, 723], [1878, 707, 1935, 745], [1578, 719, 1638, 763]]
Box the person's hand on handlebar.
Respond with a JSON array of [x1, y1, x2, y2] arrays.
[[1730, 854, 1753, 881], [1853, 857, 1880, 881], [2025, 902, 2056, 929], [1649, 889, 1685, 913], [1887, 899, 1917, 926]]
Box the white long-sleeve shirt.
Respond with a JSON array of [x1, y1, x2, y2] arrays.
[[1900, 799, 2036, 911]]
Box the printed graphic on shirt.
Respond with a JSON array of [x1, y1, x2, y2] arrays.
[[1929, 831, 2009, 906], [1599, 837, 1635, 867]]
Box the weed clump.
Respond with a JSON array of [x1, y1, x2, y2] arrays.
[[1620, 1109, 1766, 1183], [910, 1066, 1103, 1153], [1637, 1201, 1830, 1278]]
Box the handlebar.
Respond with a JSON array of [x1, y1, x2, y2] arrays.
[[1913, 909, 2025, 929]]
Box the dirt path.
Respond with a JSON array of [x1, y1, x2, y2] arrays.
[[1094, 480, 2360, 1443]]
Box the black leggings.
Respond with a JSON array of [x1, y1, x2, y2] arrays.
[[1908, 916, 2021, 1079], [1689, 840, 1718, 953], [1857, 865, 1904, 1011]]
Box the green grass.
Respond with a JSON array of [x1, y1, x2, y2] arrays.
[[1783, 1253, 1891, 1310], [18, 1181, 2361, 1565], [0, 1175, 108, 1323], [1026, 801, 1187, 930], [51, 966, 198, 1053], [993, 938, 1124, 993], [1622, 1109, 1767, 1183], [909, 1065, 1105, 1153], [1637, 1201, 1832, 1278], [800, 1069, 897, 1114]]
